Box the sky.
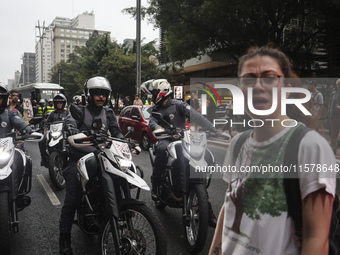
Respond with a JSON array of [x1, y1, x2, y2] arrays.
[[0, 0, 159, 85]]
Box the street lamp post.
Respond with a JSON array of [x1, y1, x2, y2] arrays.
[[136, 0, 141, 95]]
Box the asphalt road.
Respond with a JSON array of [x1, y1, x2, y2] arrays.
[[11, 141, 228, 255]]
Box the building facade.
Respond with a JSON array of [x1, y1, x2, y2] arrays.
[[19, 52, 36, 86], [35, 11, 109, 83]]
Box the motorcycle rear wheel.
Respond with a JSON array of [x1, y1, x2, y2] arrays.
[[184, 184, 209, 254], [49, 151, 66, 190], [98, 204, 167, 255], [0, 192, 12, 253]]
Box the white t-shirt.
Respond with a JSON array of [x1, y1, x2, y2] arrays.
[[222, 124, 336, 255], [311, 91, 324, 116]]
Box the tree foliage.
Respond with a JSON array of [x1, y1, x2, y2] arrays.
[[140, 0, 340, 73], [50, 31, 159, 103]]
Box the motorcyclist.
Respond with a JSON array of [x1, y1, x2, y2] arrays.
[[38, 93, 69, 167], [0, 84, 32, 137], [140, 78, 217, 227], [0, 84, 32, 191], [59, 76, 124, 255]]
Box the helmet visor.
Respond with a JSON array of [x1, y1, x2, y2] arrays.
[[91, 89, 109, 97]]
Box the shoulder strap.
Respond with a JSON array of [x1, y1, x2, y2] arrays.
[[233, 129, 253, 164], [283, 125, 312, 239], [312, 91, 319, 99]]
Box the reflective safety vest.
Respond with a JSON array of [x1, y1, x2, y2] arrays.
[[45, 105, 54, 114], [37, 106, 44, 116]]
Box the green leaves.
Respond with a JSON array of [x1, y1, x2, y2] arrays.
[[50, 33, 158, 103]]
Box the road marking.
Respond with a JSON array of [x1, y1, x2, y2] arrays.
[[37, 174, 61, 206]]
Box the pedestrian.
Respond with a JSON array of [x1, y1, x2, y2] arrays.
[[10, 89, 24, 115], [327, 79, 340, 154], [59, 76, 124, 255], [133, 94, 143, 106], [222, 99, 233, 137], [186, 92, 200, 111], [308, 80, 324, 128], [43, 99, 55, 119], [210, 45, 336, 255], [124, 96, 132, 106], [36, 99, 45, 117]]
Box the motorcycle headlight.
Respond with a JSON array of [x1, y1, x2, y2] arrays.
[[188, 144, 205, 158], [185, 132, 206, 158], [115, 157, 132, 172]]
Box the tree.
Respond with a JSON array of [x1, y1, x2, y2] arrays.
[[133, 0, 339, 73], [99, 48, 157, 107], [50, 61, 82, 102], [50, 32, 159, 106]]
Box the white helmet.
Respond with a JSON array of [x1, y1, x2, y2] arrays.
[[53, 93, 67, 109], [141, 79, 172, 105], [39, 99, 45, 104], [84, 76, 112, 106]]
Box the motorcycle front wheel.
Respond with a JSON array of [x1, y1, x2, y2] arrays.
[[184, 184, 209, 254], [98, 204, 167, 255], [49, 151, 66, 190], [0, 192, 12, 254]]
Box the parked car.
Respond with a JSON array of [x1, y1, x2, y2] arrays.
[[118, 105, 157, 150]]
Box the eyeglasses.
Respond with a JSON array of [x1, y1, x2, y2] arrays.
[[92, 89, 108, 97], [240, 75, 282, 87]]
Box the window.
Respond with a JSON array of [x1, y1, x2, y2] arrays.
[[61, 49, 64, 53], [72, 40, 77, 44], [61, 44, 65, 48], [142, 107, 152, 120], [66, 45, 70, 48], [123, 108, 132, 118], [61, 29, 64, 32], [131, 107, 141, 119]]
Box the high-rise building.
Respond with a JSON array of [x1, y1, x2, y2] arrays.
[[19, 52, 36, 86], [35, 11, 110, 83]]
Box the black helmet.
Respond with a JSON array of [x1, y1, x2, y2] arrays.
[[0, 84, 9, 114], [84, 76, 112, 106], [53, 93, 67, 109]]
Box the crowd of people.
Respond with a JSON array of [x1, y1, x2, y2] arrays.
[[1, 44, 338, 255]]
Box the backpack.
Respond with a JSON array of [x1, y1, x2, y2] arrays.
[[233, 125, 340, 255]]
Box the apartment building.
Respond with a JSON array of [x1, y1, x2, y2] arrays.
[[35, 11, 109, 83], [19, 52, 36, 86]]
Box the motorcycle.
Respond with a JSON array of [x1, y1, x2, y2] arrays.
[[44, 121, 68, 189], [149, 111, 225, 254], [67, 105, 167, 254], [0, 119, 44, 254]]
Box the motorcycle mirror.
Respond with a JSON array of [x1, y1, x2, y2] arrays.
[[70, 104, 83, 122], [127, 126, 135, 134], [29, 117, 43, 125], [151, 112, 163, 120]]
